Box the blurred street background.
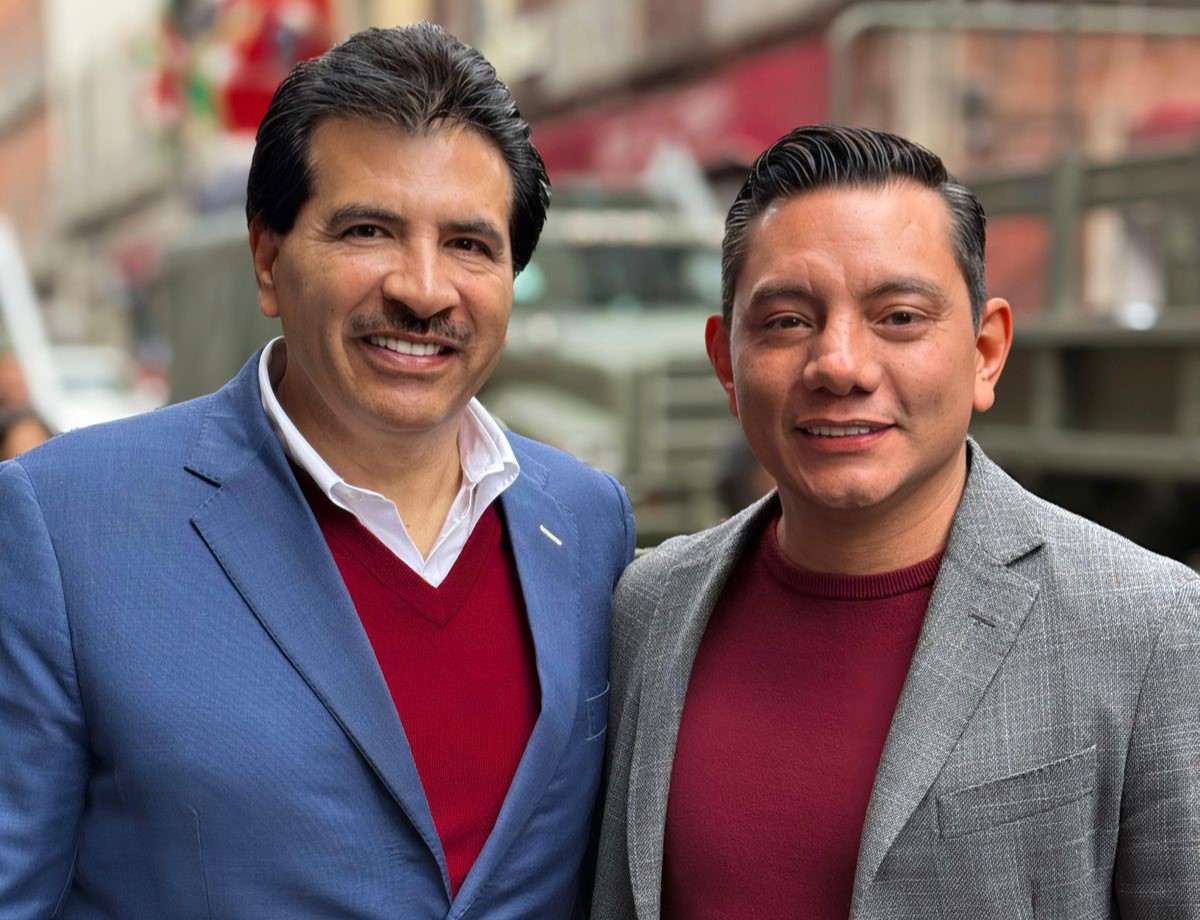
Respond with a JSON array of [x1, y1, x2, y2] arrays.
[[2, 0, 1199, 562]]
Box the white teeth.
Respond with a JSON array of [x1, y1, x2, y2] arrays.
[[366, 335, 445, 357], [804, 425, 875, 437]]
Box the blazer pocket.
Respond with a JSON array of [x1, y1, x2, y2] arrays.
[[585, 682, 610, 741], [938, 744, 1097, 839]]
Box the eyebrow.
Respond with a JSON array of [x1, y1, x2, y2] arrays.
[[327, 204, 404, 228], [860, 276, 949, 306], [744, 275, 953, 317], [745, 283, 820, 313], [325, 206, 507, 256]]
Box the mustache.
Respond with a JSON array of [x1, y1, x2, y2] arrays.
[[348, 310, 473, 347]]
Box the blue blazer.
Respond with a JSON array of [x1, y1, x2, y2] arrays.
[[0, 353, 635, 919]]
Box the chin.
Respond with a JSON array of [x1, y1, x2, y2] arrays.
[[801, 479, 896, 512]]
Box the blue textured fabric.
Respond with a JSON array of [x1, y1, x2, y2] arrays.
[[0, 351, 635, 920]]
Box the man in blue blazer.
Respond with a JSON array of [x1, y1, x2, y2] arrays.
[[0, 23, 633, 919]]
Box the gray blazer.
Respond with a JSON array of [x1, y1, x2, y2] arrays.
[[592, 442, 1200, 919]]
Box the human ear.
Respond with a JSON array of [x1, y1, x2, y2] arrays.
[[973, 297, 1013, 413], [705, 314, 738, 418], [248, 217, 282, 319]]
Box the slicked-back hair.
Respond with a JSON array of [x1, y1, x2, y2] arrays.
[[721, 125, 987, 328], [246, 22, 550, 274]]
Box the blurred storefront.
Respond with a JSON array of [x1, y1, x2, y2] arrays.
[[530, 37, 828, 188], [40, 0, 335, 351]]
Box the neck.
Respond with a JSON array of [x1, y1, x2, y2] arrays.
[[775, 446, 968, 576], [277, 378, 464, 557]]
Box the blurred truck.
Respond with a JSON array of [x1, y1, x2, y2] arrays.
[[968, 144, 1200, 564], [161, 209, 280, 404], [479, 191, 738, 543]]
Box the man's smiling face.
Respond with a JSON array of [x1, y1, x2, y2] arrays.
[[251, 117, 514, 447], [708, 181, 1004, 524]]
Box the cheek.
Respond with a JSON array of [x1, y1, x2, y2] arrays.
[[277, 261, 338, 318], [894, 344, 973, 403], [733, 367, 797, 463], [472, 285, 513, 332], [906, 366, 977, 438], [733, 350, 794, 407]]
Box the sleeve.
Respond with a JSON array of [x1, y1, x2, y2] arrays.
[[1113, 578, 1200, 919], [590, 557, 662, 920], [577, 472, 636, 919], [0, 460, 88, 915], [603, 471, 637, 571]]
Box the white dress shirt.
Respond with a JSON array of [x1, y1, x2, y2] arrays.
[[258, 337, 520, 587]]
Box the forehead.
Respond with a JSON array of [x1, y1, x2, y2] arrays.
[[737, 182, 962, 301], [303, 117, 512, 216]]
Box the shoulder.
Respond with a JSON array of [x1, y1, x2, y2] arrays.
[[507, 432, 630, 516], [507, 432, 614, 489], [506, 431, 635, 566], [15, 394, 212, 483], [613, 495, 773, 638], [7, 393, 226, 534], [14, 351, 266, 491], [616, 530, 708, 602], [618, 495, 771, 595], [959, 444, 1197, 632], [1026, 492, 1199, 624]]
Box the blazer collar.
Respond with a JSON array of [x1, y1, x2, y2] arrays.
[[184, 350, 277, 486], [851, 439, 1045, 911]]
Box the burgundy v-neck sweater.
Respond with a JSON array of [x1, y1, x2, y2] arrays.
[[661, 515, 942, 920], [305, 483, 539, 897]]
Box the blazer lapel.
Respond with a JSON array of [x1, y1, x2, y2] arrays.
[[449, 456, 581, 914], [851, 443, 1043, 912], [626, 499, 776, 920], [184, 356, 449, 894]]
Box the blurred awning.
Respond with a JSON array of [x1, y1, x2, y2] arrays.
[[1129, 101, 1200, 147], [531, 37, 828, 183]]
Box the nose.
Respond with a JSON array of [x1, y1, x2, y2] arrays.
[[380, 241, 459, 318], [801, 318, 881, 396]]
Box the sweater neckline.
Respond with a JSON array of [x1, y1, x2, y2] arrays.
[[761, 514, 944, 600], [296, 466, 501, 626]]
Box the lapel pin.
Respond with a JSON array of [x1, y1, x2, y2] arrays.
[[539, 524, 563, 546]]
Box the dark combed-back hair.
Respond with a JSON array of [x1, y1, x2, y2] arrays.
[[246, 22, 550, 274], [721, 124, 988, 328]]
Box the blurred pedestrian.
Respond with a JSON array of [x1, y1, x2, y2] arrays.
[[0, 350, 30, 407], [0, 407, 52, 460], [0, 23, 633, 918], [593, 125, 1200, 919]]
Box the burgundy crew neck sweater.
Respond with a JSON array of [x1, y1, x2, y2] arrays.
[[661, 515, 942, 920], [303, 480, 539, 897]]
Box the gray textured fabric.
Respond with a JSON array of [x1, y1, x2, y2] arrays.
[[592, 441, 1200, 919]]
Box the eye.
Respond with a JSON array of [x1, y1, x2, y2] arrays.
[[882, 310, 922, 327], [345, 224, 384, 240], [765, 314, 807, 330], [450, 237, 491, 256]]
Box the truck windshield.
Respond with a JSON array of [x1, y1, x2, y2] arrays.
[[515, 243, 722, 310]]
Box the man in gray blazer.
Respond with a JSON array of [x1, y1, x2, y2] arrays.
[[592, 125, 1200, 919]]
